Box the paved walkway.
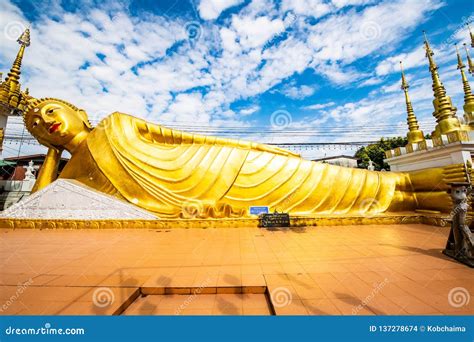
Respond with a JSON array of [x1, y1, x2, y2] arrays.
[[0, 224, 472, 315]]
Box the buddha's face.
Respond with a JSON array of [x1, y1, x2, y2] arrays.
[[28, 100, 89, 148]]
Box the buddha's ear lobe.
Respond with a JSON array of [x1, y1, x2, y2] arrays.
[[78, 109, 92, 130]]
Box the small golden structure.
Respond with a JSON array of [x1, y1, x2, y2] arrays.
[[423, 32, 466, 139], [0, 27, 32, 153], [468, 23, 474, 48], [0, 28, 31, 115], [400, 61, 425, 144], [456, 44, 474, 126], [464, 43, 474, 76]]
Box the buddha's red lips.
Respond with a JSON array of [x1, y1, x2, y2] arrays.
[[49, 122, 61, 133]]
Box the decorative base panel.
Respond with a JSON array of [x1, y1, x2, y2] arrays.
[[0, 213, 450, 229]]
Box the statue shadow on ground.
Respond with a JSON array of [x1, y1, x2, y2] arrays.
[[214, 296, 239, 315], [261, 227, 307, 233], [154, 275, 171, 286], [222, 274, 240, 286], [137, 297, 157, 315], [286, 275, 313, 289], [303, 302, 332, 315], [378, 243, 456, 263], [290, 227, 307, 233], [333, 293, 382, 315]]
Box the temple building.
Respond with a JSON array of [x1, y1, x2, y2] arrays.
[[385, 32, 474, 174], [0, 154, 69, 210]]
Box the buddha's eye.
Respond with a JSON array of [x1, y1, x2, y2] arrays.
[[47, 108, 54, 114]]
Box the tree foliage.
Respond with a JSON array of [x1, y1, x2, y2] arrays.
[[355, 137, 408, 171]]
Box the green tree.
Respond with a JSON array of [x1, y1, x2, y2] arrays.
[[355, 137, 408, 171]]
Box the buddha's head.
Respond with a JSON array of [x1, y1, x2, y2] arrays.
[[24, 98, 92, 151]]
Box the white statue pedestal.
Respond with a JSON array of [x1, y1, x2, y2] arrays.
[[0, 179, 157, 220]]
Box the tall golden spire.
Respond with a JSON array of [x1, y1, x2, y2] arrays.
[[0, 27, 31, 116], [423, 31, 461, 136], [465, 43, 474, 76], [468, 24, 474, 48], [400, 61, 424, 144], [456, 43, 474, 126]]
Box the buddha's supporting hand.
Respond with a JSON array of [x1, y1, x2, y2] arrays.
[[31, 147, 62, 193]]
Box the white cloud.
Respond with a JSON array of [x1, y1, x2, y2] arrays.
[[317, 63, 367, 85], [375, 47, 426, 76], [302, 101, 336, 110], [161, 92, 210, 124], [219, 27, 240, 54], [358, 76, 385, 87], [198, 0, 245, 20], [331, 0, 377, 8], [281, 0, 332, 18], [307, 0, 444, 64], [239, 105, 260, 115], [231, 15, 285, 49], [280, 82, 317, 99]]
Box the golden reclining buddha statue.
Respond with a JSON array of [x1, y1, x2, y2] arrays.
[[24, 97, 448, 219]]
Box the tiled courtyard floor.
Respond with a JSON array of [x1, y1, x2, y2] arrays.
[[0, 224, 473, 315]]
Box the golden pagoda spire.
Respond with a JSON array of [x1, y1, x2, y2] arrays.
[[465, 43, 474, 76], [0, 27, 31, 116], [423, 31, 461, 137], [468, 23, 474, 48], [400, 61, 424, 144], [456, 43, 474, 126]]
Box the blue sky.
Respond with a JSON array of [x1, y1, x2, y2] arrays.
[[0, 0, 473, 159]]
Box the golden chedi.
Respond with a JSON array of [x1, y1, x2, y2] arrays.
[[423, 32, 466, 139], [400, 61, 425, 144], [0, 28, 31, 116], [24, 98, 418, 219], [456, 44, 474, 127]]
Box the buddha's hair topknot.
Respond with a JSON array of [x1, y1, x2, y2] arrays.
[[26, 97, 80, 113]]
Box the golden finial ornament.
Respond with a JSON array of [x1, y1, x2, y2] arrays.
[[400, 61, 424, 143], [456, 44, 474, 126], [465, 43, 474, 76], [423, 31, 461, 137], [456, 43, 465, 69], [468, 23, 474, 48], [0, 27, 32, 116]]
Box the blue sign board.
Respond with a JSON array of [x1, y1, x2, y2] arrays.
[[249, 206, 269, 215]]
